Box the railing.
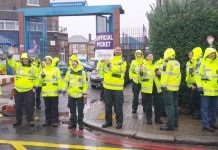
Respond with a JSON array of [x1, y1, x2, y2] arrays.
[[27, 22, 67, 33], [0, 20, 19, 31], [120, 27, 147, 51]]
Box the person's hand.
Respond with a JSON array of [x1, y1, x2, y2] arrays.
[[57, 90, 62, 94], [41, 73, 46, 78], [197, 87, 204, 95], [161, 86, 167, 91], [62, 90, 67, 95], [33, 86, 37, 93], [192, 85, 197, 90], [83, 94, 87, 104]]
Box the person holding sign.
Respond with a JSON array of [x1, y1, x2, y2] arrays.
[[102, 46, 127, 129]]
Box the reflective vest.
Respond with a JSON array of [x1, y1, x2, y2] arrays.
[[8, 58, 38, 92], [140, 60, 162, 94], [63, 68, 88, 98], [185, 60, 195, 88], [129, 50, 143, 84], [33, 61, 42, 87], [161, 58, 181, 91], [185, 57, 202, 88], [40, 66, 62, 97], [129, 60, 142, 84], [103, 55, 127, 90], [196, 59, 218, 96]]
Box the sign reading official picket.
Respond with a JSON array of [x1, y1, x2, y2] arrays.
[[95, 32, 114, 60]]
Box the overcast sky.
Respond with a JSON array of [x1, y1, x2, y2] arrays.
[[59, 0, 156, 39]]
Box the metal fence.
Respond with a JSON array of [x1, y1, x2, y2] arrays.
[[120, 26, 148, 62]]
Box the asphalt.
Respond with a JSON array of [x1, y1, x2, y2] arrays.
[[1, 75, 218, 146], [83, 84, 218, 146]]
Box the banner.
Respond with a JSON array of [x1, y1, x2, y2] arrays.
[[95, 32, 114, 60]]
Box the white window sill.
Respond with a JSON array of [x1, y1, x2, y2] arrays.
[[26, 4, 40, 6]]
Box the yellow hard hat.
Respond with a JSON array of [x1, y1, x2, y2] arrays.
[[164, 48, 175, 59], [21, 53, 28, 59]]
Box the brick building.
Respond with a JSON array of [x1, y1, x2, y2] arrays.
[[0, 0, 68, 60], [68, 34, 95, 62]]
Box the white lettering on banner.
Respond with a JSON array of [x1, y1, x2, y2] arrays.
[[96, 35, 113, 41], [96, 41, 111, 48]]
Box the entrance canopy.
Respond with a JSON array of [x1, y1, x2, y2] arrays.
[[17, 5, 124, 58], [18, 5, 124, 17]]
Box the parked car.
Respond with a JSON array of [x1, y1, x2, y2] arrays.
[[82, 62, 95, 72], [87, 60, 98, 69], [57, 61, 68, 76], [90, 70, 103, 88]]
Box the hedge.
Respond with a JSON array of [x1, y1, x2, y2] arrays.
[[146, 0, 218, 104]]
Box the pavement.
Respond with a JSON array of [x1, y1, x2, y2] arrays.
[[83, 84, 218, 146], [1, 75, 218, 146]]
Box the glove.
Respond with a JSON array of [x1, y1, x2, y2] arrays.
[[83, 94, 87, 104], [161, 87, 167, 91], [57, 90, 62, 94], [197, 87, 204, 95], [41, 73, 46, 78], [33, 86, 37, 93], [107, 63, 111, 68], [155, 68, 161, 77], [7, 53, 12, 59], [62, 90, 67, 95]]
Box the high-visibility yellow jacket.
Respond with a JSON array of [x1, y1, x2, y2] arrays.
[[40, 64, 62, 97], [63, 63, 88, 98], [32, 61, 42, 87], [186, 47, 203, 88], [185, 60, 196, 88], [196, 48, 218, 96], [8, 57, 38, 92], [96, 60, 105, 78], [161, 57, 181, 91], [129, 50, 144, 84], [140, 60, 162, 93], [103, 55, 127, 90]]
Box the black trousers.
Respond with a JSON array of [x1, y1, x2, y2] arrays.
[[35, 87, 42, 108], [104, 89, 124, 126], [68, 97, 84, 127], [43, 97, 59, 124], [132, 82, 141, 111], [14, 89, 34, 122]]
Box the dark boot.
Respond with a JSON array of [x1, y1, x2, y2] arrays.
[[102, 122, 112, 128]]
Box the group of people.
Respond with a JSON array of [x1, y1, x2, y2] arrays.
[[7, 51, 88, 130], [97, 46, 218, 132], [4, 45, 218, 132]]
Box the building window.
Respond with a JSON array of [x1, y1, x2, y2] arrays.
[[27, 0, 40, 6], [0, 20, 19, 31], [80, 44, 85, 50]]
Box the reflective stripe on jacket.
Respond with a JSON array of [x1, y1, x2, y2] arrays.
[[103, 55, 127, 90], [161, 58, 181, 91], [8, 58, 38, 92], [40, 66, 62, 97], [63, 69, 88, 98], [140, 60, 162, 94]]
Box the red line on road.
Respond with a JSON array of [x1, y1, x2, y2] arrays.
[[70, 129, 208, 150]]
